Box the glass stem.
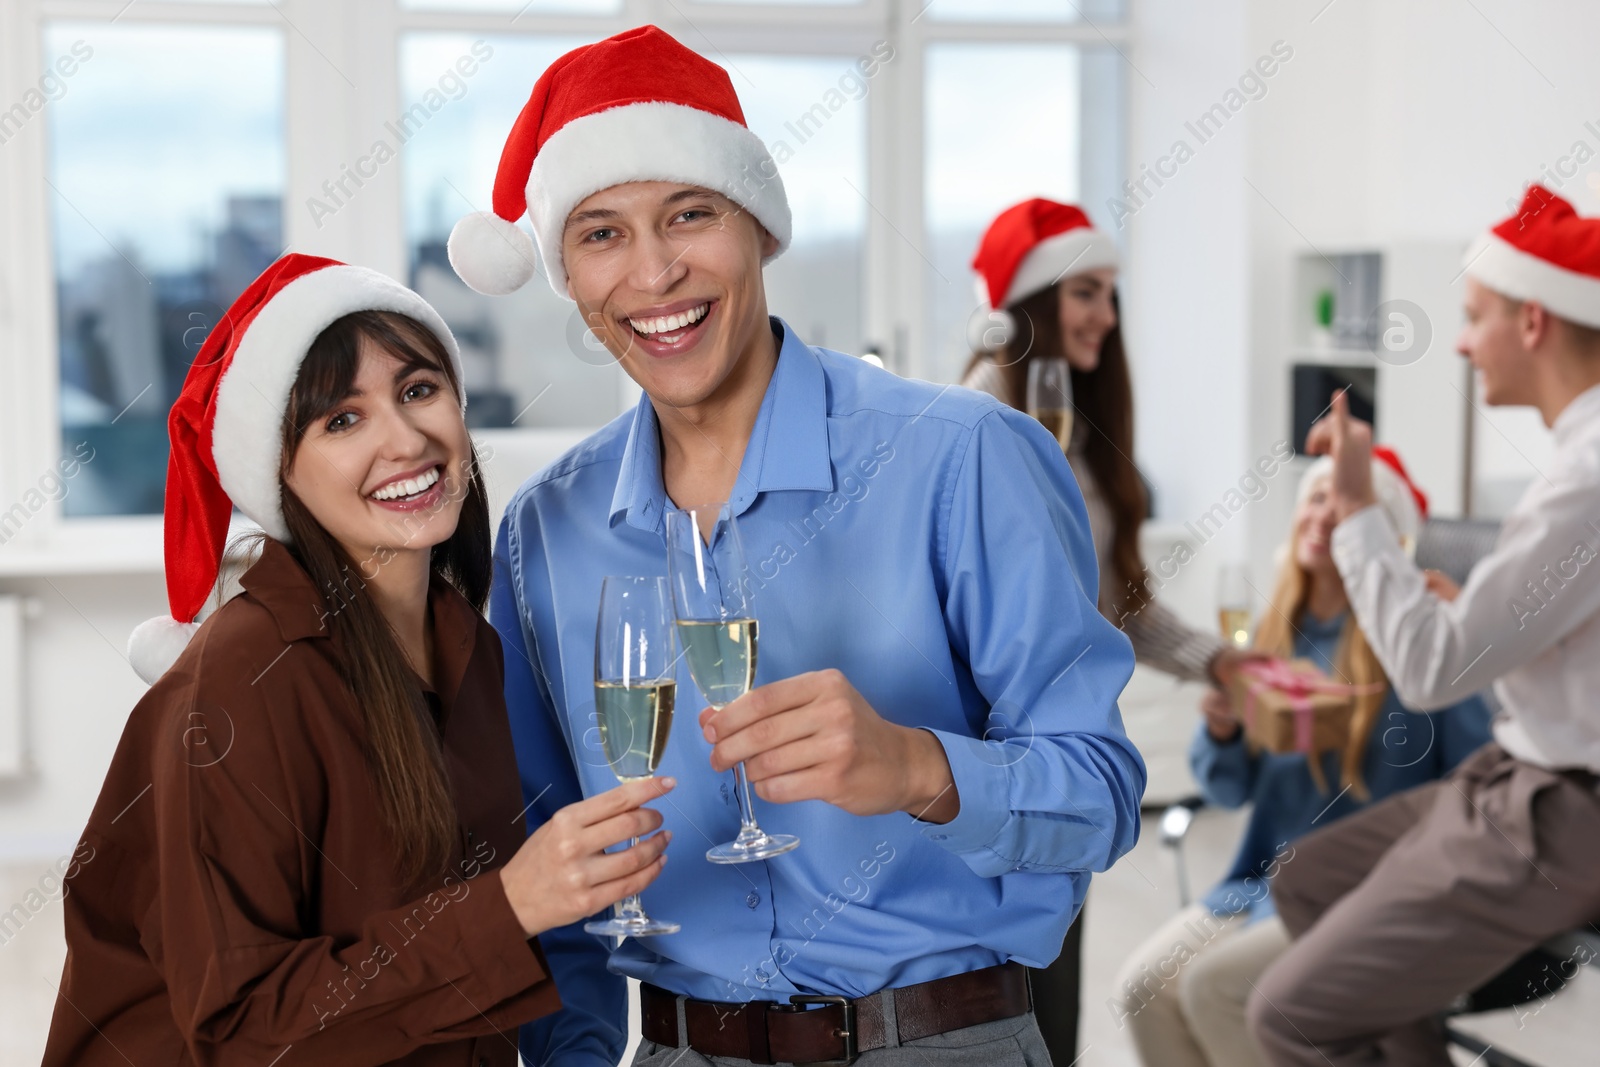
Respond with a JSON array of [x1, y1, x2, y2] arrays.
[[733, 761, 762, 839], [616, 836, 644, 922]]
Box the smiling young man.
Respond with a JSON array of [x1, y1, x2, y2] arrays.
[[1243, 185, 1600, 1066], [448, 26, 1144, 1067]]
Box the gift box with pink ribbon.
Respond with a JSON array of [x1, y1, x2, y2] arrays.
[[1226, 658, 1363, 756]]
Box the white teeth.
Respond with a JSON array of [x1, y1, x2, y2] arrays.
[[372, 467, 439, 501], [629, 303, 708, 336]]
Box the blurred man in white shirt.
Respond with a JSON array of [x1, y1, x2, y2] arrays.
[[1247, 184, 1600, 1066]]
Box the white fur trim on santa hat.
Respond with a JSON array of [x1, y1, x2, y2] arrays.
[[212, 265, 463, 542], [525, 102, 793, 298], [1296, 455, 1422, 545], [1002, 227, 1119, 309], [128, 615, 201, 685], [448, 211, 539, 297], [1465, 232, 1600, 330]]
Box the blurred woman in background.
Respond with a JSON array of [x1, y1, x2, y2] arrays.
[[963, 198, 1260, 1061]]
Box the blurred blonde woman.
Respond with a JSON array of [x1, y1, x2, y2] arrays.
[[1109, 449, 1492, 1067]]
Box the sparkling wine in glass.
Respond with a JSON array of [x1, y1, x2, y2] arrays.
[[584, 576, 680, 937], [1027, 357, 1075, 450], [665, 502, 800, 864], [1217, 564, 1252, 649]]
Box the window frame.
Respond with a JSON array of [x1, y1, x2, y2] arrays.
[[0, 0, 1128, 570]]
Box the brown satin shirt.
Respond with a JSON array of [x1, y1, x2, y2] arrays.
[[43, 540, 560, 1066]]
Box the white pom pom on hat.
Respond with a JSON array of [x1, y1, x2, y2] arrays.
[[446, 211, 538, 297], [126, 254, 462, 686], [966, 277, 1017, 353], [127, 617, 201, 686]]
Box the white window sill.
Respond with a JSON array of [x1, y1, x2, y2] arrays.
[[0, 516, 265, 577], [0, 427, 596, 578]]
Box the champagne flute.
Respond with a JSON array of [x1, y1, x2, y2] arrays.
[[584, 576, 680, 937], [1027, 357, 1075, 450], [665, 502, 800, 864], [1217, 563, 1252, 649]]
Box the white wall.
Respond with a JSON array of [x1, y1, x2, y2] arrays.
[[1121, 0, 1600, 604], [1123, 0, 1252, 555]]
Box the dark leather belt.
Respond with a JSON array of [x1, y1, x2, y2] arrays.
[[640, 961, 1031, 1065]]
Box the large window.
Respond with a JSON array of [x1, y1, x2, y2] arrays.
[[400, 33, 602, 430], [9, 0, 1127, 527], [720, 53, 867, 356], [45, 22, 284, 516]]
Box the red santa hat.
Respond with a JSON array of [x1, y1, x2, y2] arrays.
[[968, 198, 1119, 352], [1464, 184, 1600, 329], [1296, 444, 1429, 546], [447, 25, 792, 299], [126, 254, 462, 685]]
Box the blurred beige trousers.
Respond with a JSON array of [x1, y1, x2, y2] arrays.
[[1110, 903, 1287, 1067]]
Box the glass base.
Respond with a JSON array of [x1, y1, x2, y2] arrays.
[[706, 831, 800, 864], [583, 914, 680, 937]]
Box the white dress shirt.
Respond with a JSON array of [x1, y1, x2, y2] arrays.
[[1331, 381, 1600, 773]]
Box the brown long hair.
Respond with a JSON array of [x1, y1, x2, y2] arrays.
[[964, 284, 1148, 619], [277, 310, 491, 888], [1252, 517, 1389, 799]]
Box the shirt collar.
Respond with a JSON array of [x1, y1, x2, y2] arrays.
[[239, 539, 480, 715], [1551, 381, 1600, 447], [608, 316, 834, 532], [239, 539, 334, 644]]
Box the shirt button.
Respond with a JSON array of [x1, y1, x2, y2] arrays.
[[720, 783, 732, 804], [745, 891, 760, 909], [756, 968, 772, 983], [930, 833, 948, 841]]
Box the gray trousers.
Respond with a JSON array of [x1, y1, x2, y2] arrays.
[[630, 1011, 1052, 1067], [1246, 742, 1600, 1066]]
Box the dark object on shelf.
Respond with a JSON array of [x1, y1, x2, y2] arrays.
[[1291, 363, 1375, 454]]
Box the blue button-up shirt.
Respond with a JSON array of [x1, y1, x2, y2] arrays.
[[491, 318, 1144, 1066]]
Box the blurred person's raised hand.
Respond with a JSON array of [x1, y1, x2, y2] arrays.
[[1304, 389, 1379, 522]]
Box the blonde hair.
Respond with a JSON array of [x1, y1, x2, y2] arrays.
[[1251, 528, 1389, 800]]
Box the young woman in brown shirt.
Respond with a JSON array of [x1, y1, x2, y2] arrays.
[[43, 255, 672, 1066]]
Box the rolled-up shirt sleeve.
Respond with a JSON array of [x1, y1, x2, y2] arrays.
[[929, 407, 1145, 878]]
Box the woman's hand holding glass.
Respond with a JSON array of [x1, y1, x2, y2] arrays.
[[499, 776, 674, 937]]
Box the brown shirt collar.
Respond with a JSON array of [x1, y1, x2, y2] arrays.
[[238, 540, 483, 713]]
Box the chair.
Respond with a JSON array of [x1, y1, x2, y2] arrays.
[[1153, 517, 1595, 1064]]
